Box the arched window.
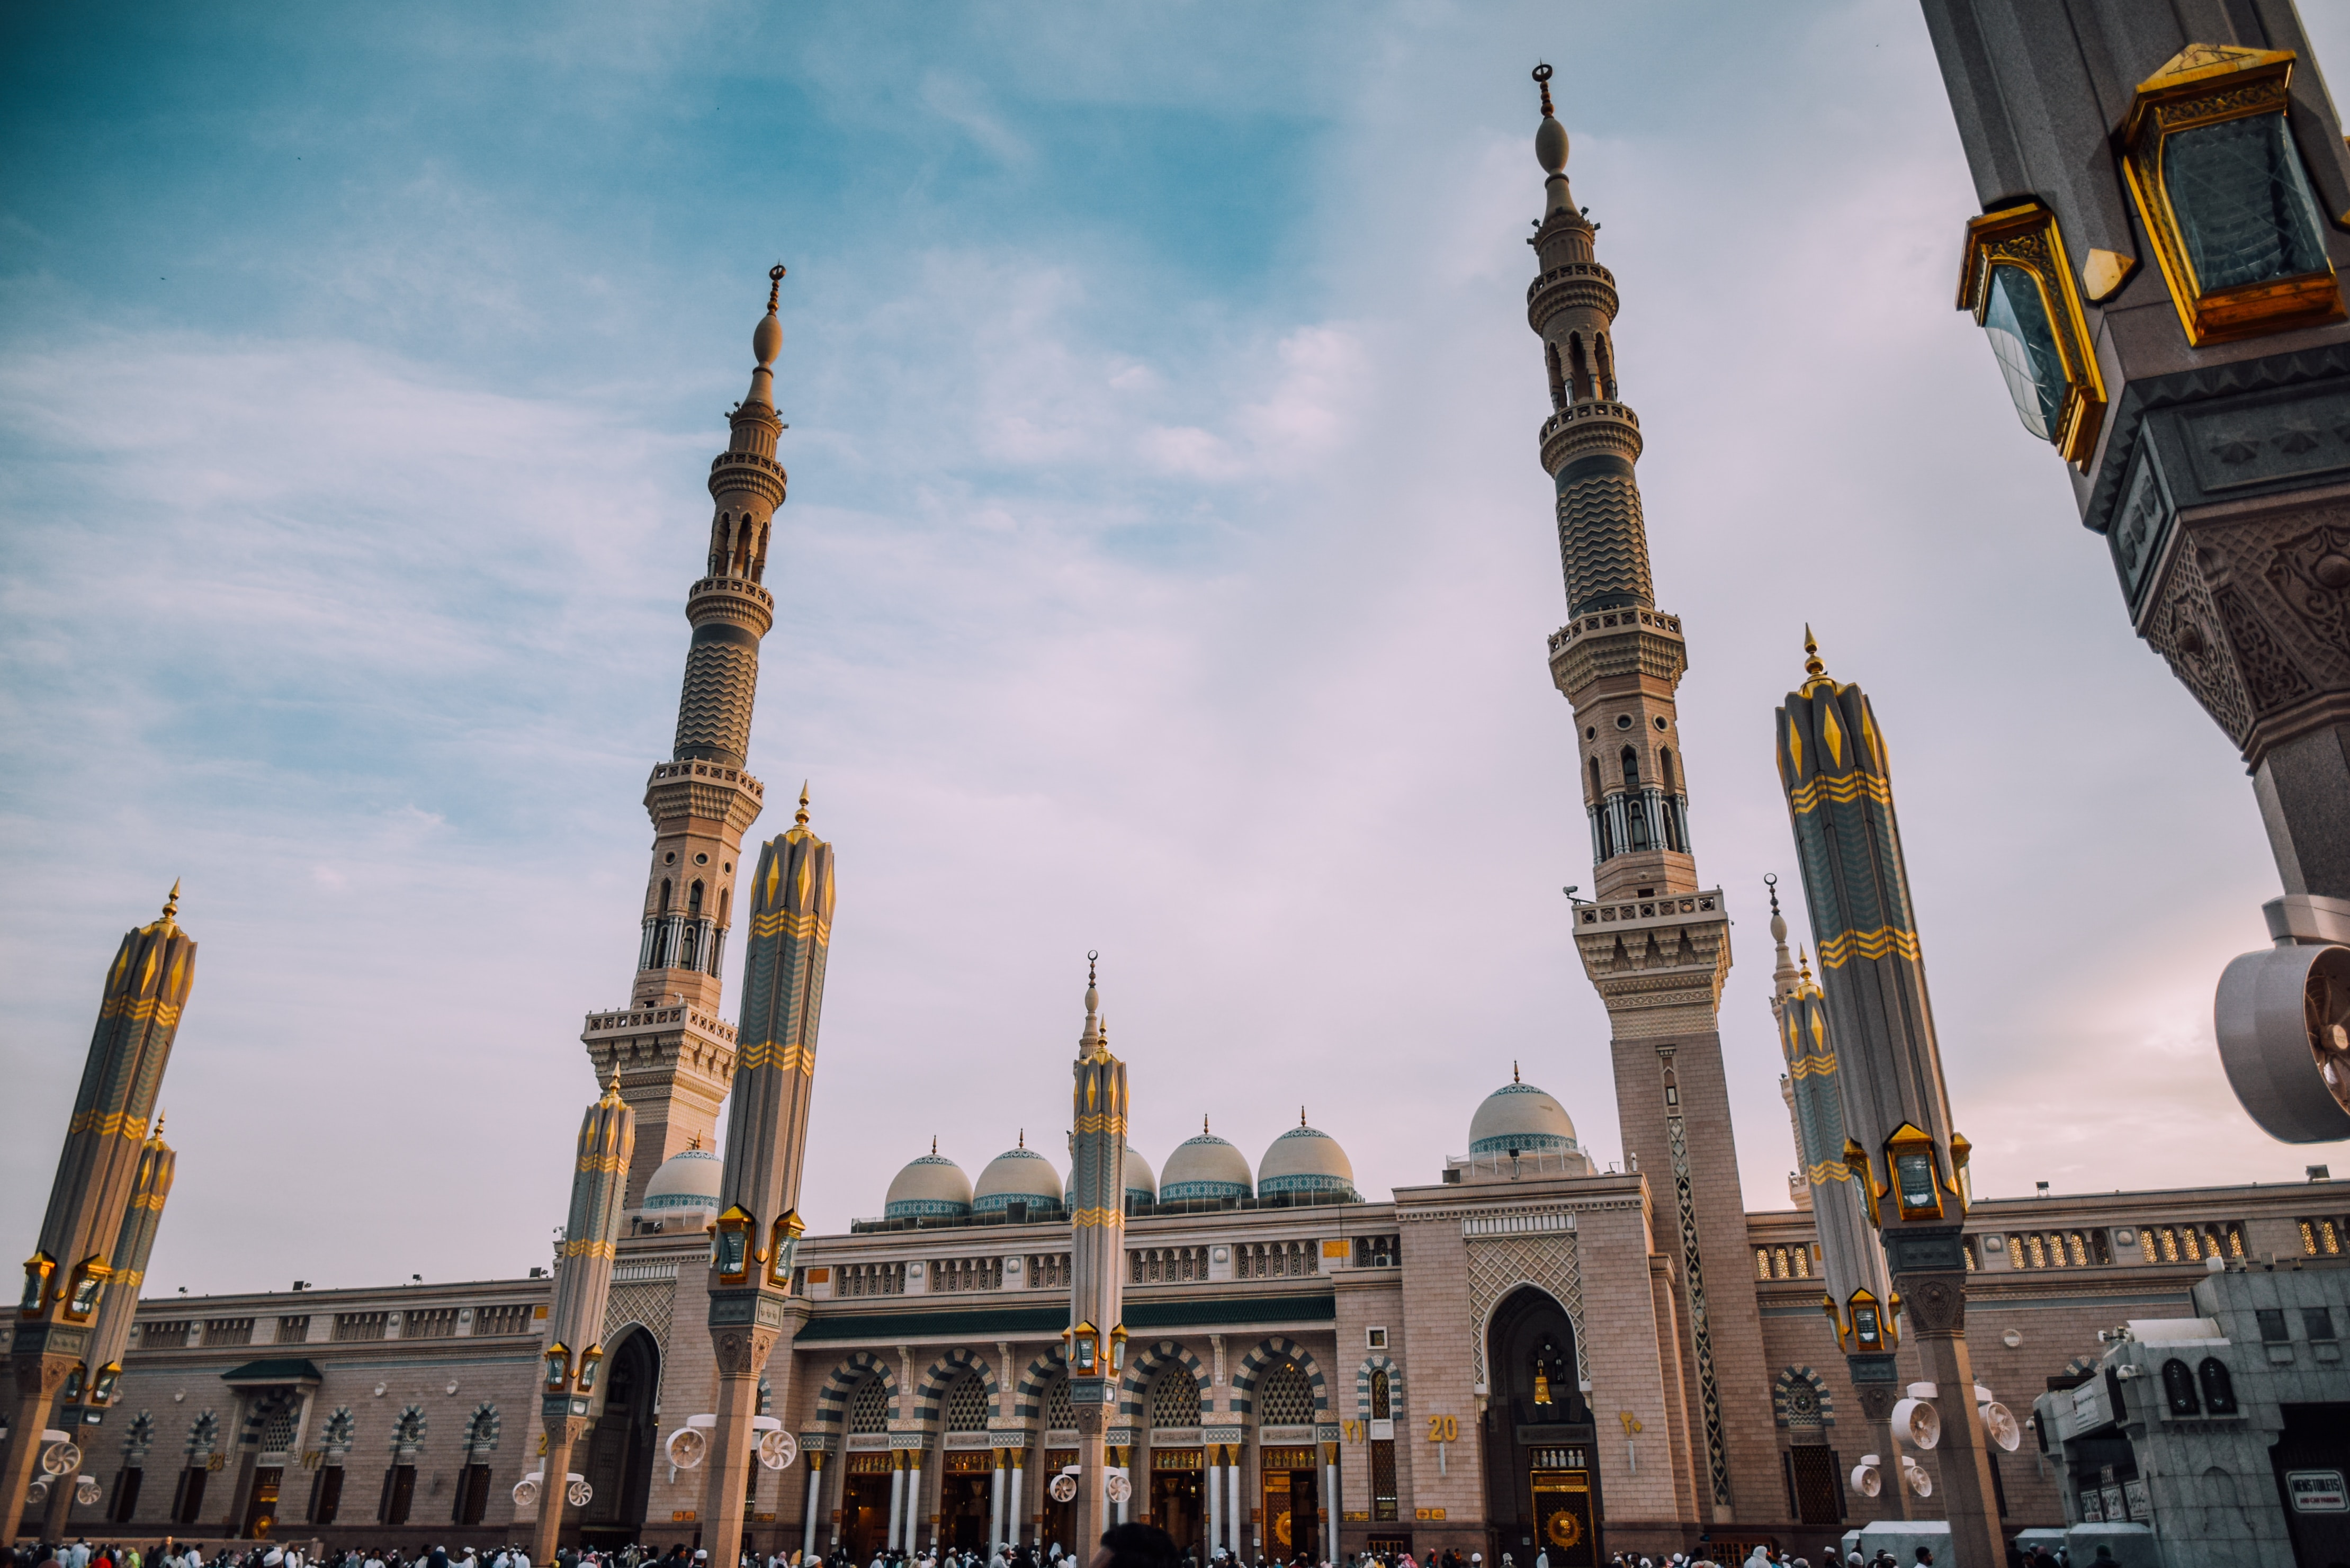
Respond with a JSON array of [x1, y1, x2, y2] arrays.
[[688, 881, 705, 916], [1369, 1369, 1391, 1421], [1149, 1370, 1200, 1428], [1621, 747, 1640, 786], [847, 1378, 888, 1435], [1595, 333, 1618, 400], [752, 524, 771, 583], [1545, 341, 1566, 411], [1568, 334, 1593, 402], [1589, 756, 1603, 802], [2199, 1357, 2238, 1415], [659, 878, 673, 913], [1662, 1068, 1679, 1108], [1660, 749, 1675, 791], [1623, 748, 1649, 849], [718, 887, 730, 924], [2162, 1358, 2200, 1417]]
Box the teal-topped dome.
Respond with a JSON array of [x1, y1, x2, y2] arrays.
[[643, 1147, 722, 1212], [973, 1141, 1061, 1214], [1259, 1117, 1358, 1198], [1162, 1123, 1252, 1202], [885, 1148, 973, 1220], [1468, 1073, 1579, 1155]]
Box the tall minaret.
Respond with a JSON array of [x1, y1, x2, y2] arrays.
[[1774, 633, 1996, 1555], [585, 266, 792, 1207], [1765, 879, 1905, 1518], [1525, 64, 1773, 1521], [1065, 957, 1129, 1554], [531, 1074, 635, 1562]]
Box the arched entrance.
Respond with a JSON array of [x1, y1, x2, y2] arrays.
[[1478, 1287, 1600, 1568], [839, 1379, 895, 1562], [1255, 1360, 1320, 1563], [578, 1329, 661, 1549]]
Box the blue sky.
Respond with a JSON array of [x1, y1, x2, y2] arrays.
[[9, 3, 2350, 1295]]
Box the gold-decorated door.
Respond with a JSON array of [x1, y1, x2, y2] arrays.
[[1529, 1470, 1596, 1568]]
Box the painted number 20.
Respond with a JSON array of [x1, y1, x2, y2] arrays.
[[1426, 1415, 1458, 1442]]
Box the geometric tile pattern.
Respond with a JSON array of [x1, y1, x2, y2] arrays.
[[1465, 1230, 1585, 1391]]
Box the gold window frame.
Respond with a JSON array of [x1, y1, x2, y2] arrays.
[[2120, 45, 2345, 345], [1883, 1124, 1946, 1222], [1957, 201, 2107, 465]]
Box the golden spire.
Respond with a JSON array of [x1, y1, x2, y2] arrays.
[[148, 1109, 167, 1144], [1018, 1128, 1026, 1149], [1513, 1060, 1522, 1085], [1203, 1115, 1211, 1136], [164, 879, 180, 920], [1299, 1106, 1308, 1128], [599, 1069, 624, 1107], [688, 1130, 703, 1151], [1533, 61, 1555, 118], [794, 782, 811, 829], [1803, 624, 1825, 679], [931, 1134, 938, 1156], [767, 263, 787, 315], [1798, 948, 1814, 983]]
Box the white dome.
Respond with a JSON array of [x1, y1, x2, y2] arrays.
[[1468, 1079, 1580, 1155], [973, 1144, 1062, 1213], [1161, 1128, 1253, 1202], [642, 1147, 723, 1212], [1259, 1122, 1357, 1197], [1064, 1140, 1157, 1204], [885, 1152, 973, 1220]]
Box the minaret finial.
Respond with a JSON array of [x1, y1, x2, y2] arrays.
[[1019, 1128, 1026, 1150], [1300, 1105, 1308, 1128], [1203, 1114, 1210, 1136], [767, 263, 786, 315], [1532, 64, 1567, 176], [163, 879, 181, 922], [1513, 1060, 1522, 1085], [931, 1134, 938, 1156], [750, 266, 785, 384], [152, 1108, 166, 1139], [1765, 872, 1781, 917], [600, 1068, 624, 1107], [1803, 624, 1825, 679], [795, 782, 810, 829]]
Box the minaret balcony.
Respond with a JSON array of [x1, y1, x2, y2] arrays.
[[1548, 610, 1687, 697], [707, 449, 787, 508], [644, 760, 766, 835], [1526, 261, 1618, 332], [1539, 400, 1642, 473], [685, 574, 777, 635]]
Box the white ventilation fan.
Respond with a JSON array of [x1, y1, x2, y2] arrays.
[[1848, 1455, 1882, 1498], [40, 1439, 82, 1476], [667, 1413, 720, 1470], [1902, 1455, 1933, 1498], [1890, 1391, 1941, 1450], [1104, 1473, 1132, 1504], [75, 1476, 101, 1506], [512, 1471, 587, 1509], [568, 1477, 593, 1507], [1047, 1472, 1079, 1503], [756, 1422, 798, 1472], [1979, 1392, 2023, 1453]]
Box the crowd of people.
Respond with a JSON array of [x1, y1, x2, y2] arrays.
[[8, 1530, 2089, 1568]]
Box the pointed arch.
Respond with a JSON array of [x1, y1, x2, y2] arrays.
[[1545, 340, 1566, 411], [912, 1346, 1000, 1422], [1567, 333, 1593, 402], [1621, 746, 1640, 786], [1012, 1345, 1068, 1419], [1230, 1337, 1329, 1418], [1594, 332, 1618, 400], [1770, 1367, 1834, 1430], [1117, 1338, 1207, 1419], [811, 1349, 898, 1427]]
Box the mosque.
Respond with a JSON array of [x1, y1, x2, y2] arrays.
[[15, 67, 2350, 1568]]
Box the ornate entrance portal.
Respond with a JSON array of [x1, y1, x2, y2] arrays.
[[1479, 1287, 1601, 1567], [1259, 1447, 1318, 1562]]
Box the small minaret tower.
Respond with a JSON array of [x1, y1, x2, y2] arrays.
[[1524, 65, 1773, 1520], [584, 266, 793, 1207], [4, 889, 198, 1545], [1775, 632, 1996, 1553], [1065, 956, 1129, 1552], [1766, 878, 1906, 1519]]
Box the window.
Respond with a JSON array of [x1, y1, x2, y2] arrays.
[[2120, 44, 2344, 344], [1129, 1247, 1207, 1284], [276, 1315, 310, 1342], [930, 1257, 1003, 1293], [110, 1467, 142, 1522], [836, 1262, 905, 1298], [2307, 1308, 2337, 1342], [1235, 1241, 1316, 1279], [142, 1321, 191, 1350], [173, 1466, 208, 1524], [1043, 1375, 1076, 1431], [1150, 1372, 1200, 1428], [848, 1379, 889, 1435], [2138, 1221, 2243, 1264], [1353, 1235, 1400, 1269], [2259, 1309, 2292, 1343], [203, 1317, 254, 1346], [2200, 1358, 2239, 1415], [1257, 1363, 1315, 1426], [309, 1465, 345, 1525], [1754, 1246, 1812, 1280], [379, 1464, 416, 1526], [453, 1463, 492, 1526], [2298, 1216, 2345, 1256], [1026, 1253, 1070, 1288], [943, 1374, 989, 1433], [2161, 1358, 2200, 1417], [334, 1312, 387, 1342], [1369, 1369, 1398, 1522]]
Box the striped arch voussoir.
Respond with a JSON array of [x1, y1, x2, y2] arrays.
[[813, 1349, 898, 1426], [914, 1347, 1000, 1421], [1231, 1336, 1327, 1418], [1354, 1355, 1406, 1418], [1117, 1339, 1207, 1418], [1013, 1347, 1068, 1420], [1770, 1366, 1834, 1429]]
